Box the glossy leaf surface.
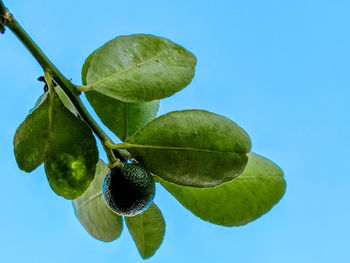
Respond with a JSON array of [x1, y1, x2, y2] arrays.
[[125, 110, 251, 187], [125, 203, 165, 259], [73, 161, 123, 241], [82, 34, 196, 102], [160, 153, 286, 226]]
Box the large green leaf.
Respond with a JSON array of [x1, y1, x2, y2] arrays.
[[125, 203, 165, 259], [82, 34, 196, 103], [160, 153, 286, 226], [14, 93, 50, 172], [73, 160, 123, 242], [83, 51, 160, 141], [44, 92, 98, 199], [85, 91, 159, 140], [124, 110, 251, 188]]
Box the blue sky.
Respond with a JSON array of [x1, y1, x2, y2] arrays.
[[1, 0, 350, 262]]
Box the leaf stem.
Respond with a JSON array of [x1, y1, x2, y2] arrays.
[[105, 141, 245, 155], [0, 1, 128, 163]]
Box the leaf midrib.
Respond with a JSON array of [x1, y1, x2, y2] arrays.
[[140, 215, 146, 256], [74, 192, 103, 211], [120, 142, 248, 155], [46, 87, 55, 156], [86, 52, 163, 90], [123, 103, 128, 140]]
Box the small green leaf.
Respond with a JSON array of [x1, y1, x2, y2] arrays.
[[160, 153, 286, 226], [125, 203, 165, 259], [14, 93, 50, 172], [124, 110, 251, 187], [86, 91, 159, 140], [73, 160, 123, 242], [29, 92, 48, 113], [44, 93, 98, 200], [54, 86, 79, 117], [82, 34, 196, 102]]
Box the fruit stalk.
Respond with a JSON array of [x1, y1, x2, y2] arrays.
[[0, 0, 127, 163]]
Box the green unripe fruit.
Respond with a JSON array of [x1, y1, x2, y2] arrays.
[[102, 163, 155, 217]]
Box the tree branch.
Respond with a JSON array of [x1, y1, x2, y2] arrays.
[[0, 0, 7, 33], [0, 0, 6, 15], [0, 0, 128, 163]]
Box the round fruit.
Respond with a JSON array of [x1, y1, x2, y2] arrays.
[[102, 163, 155, 217]]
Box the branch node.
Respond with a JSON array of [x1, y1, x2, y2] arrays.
[[107, 159, 121, 169]]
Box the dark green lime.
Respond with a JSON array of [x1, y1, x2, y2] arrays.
[[102, 163, 155, 217]]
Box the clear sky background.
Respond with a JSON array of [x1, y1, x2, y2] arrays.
[[0, 0, 349, 262]]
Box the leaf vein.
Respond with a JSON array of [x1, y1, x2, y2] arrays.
[[118, 143, 247, 155], [75, 192, 102, 211], [86, 53, 163, 90]]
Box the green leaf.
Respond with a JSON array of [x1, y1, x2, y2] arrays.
[[73, 160, 123, 242], [83, 51, 160, 141], [81, 51, 94, 86], [31, 87, 78, 117], [44, 92, 98, 200], [125, 203, 165, 259], [54, 86, 79, 117], [14, 93, 50, 172], [124, 110, 251, 187], [160, 153, 286, 226], [86, 91, 159, 140], [82, 34, 197, 102], [14, 88, 98, 199], [29, 92, 48, 113]]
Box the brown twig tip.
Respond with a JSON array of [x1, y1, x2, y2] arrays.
[[2, 9, 14, 23], [0, 1, 13, 34], [1, 0, 15, 23]]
